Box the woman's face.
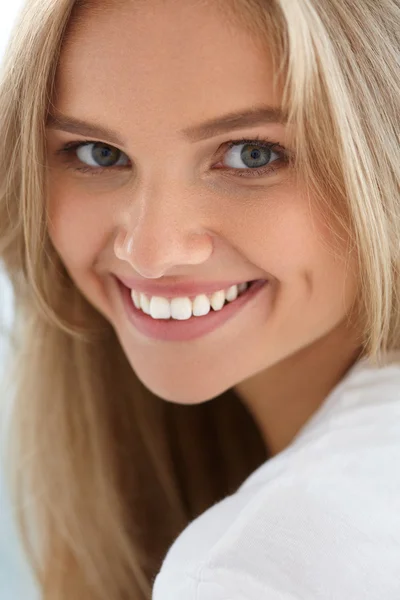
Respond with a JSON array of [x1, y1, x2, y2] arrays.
[[46, 0, 359, 403]]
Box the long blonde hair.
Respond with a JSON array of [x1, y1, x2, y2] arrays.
[[0, 0, 399, 598]]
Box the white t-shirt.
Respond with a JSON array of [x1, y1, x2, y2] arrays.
[[152, 350, 400, 600]]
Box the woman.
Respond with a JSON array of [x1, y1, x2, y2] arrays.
[[0, 0, 399, 598]]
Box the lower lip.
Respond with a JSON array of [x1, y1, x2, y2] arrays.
[[117, 279, 268, 342]]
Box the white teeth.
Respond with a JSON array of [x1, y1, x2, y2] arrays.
[[140, 293, 151, 315], [149, 296, 171, 319], [225, 285, 238, 302], [192, 294, 211, 317], [131, 290, 141, 309], [170, 297, 192, 320], [209, 289, 226, 311], [130, 281, 252, 320]]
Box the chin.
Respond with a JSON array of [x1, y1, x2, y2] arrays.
[[134, 370, 228, 405]]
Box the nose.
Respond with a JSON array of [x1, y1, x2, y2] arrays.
[[114, 184, 214, 279]]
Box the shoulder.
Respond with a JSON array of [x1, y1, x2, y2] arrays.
[[153, 354, 400, 599]]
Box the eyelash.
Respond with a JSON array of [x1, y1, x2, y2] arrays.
[[54, 134, 289, 179]]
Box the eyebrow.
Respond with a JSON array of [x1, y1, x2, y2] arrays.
[[46, 105, 286, 146]]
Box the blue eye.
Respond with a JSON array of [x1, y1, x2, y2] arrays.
[[223, 141, 281, 171], [76, 142, 130, 168]]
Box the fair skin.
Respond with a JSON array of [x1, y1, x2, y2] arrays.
[[46, 0, 362, 457]]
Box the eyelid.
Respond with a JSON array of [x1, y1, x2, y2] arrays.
[[57, 140, 130, 159]]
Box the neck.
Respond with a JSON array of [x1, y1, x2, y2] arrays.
[[234, 320, 363, 457]]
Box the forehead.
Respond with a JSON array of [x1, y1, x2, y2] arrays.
[[54, 0, 282, 140]]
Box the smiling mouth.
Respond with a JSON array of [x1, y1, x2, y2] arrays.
[[128, 279, 263, 320], [116, 278, 269, 342]]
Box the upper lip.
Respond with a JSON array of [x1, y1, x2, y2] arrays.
[[115, 275, 266, 299]]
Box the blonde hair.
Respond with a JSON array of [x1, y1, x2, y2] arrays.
[[0, 0, 399, 598]]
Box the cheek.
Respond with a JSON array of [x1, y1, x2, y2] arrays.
[[47, 181, 118, 319], [235, 187, 357, 309], [229, 187, 318, 277], [47, 182, 112, 271]]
